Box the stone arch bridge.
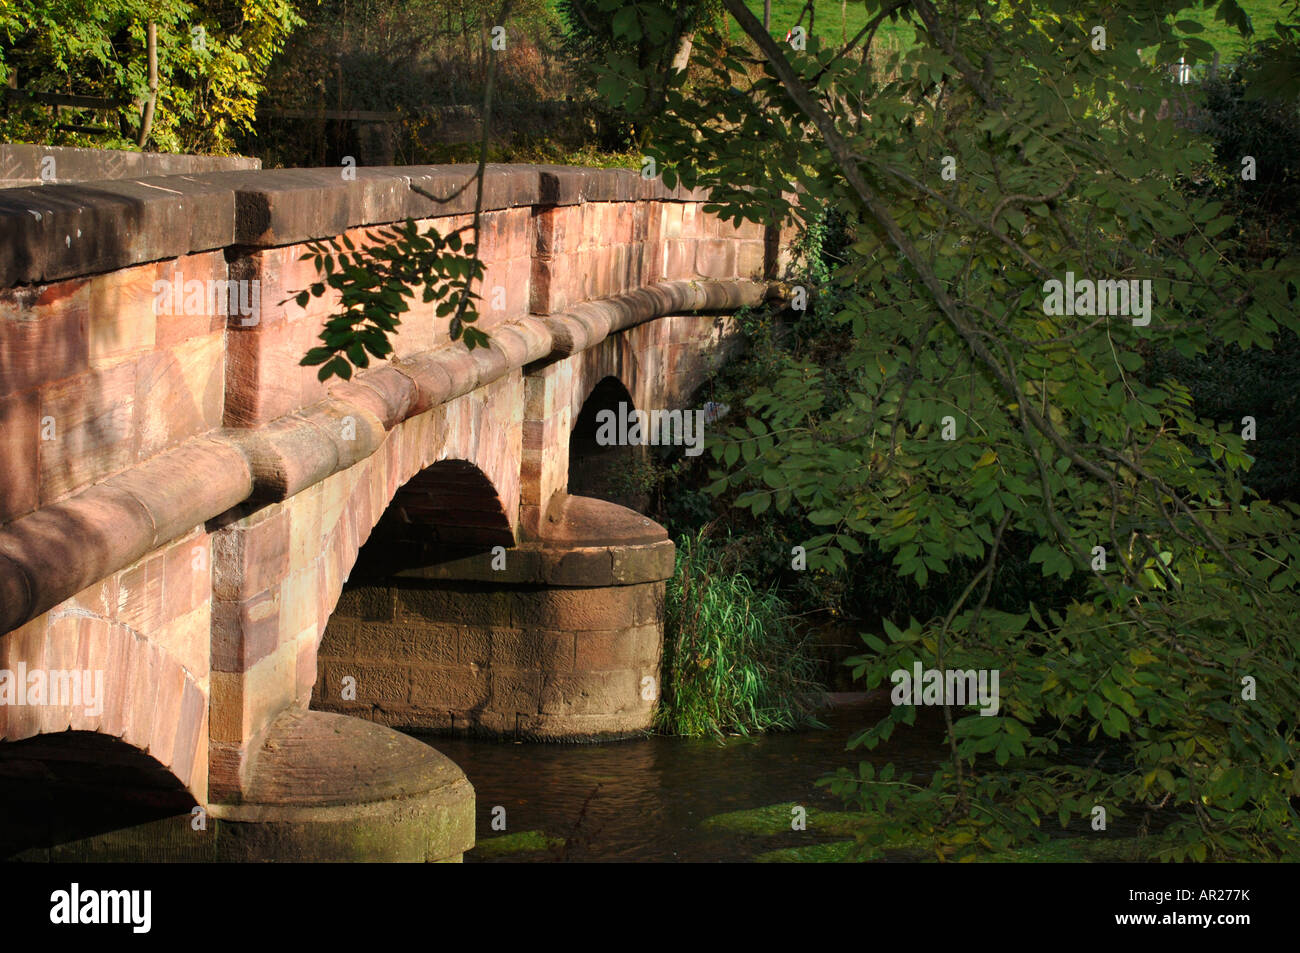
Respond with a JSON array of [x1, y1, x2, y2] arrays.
[[0, 163, 792, 861]]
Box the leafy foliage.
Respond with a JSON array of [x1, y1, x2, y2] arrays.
[[569, 0, 725, 149], [297, 217, 489, 383], [0, 0, 301, 153], [1138, 48, 1300, 503], [558, 0, 715, 61], [1242, 0, 1300, 97], [598, 0, 1300, 859]]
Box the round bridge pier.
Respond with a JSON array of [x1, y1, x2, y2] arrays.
[[0, 711, 473, 862], [313, 494, 674, 740]]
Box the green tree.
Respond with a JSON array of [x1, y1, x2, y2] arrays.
[[595, 0, 1300, 860], [0, 0, 302, 153]]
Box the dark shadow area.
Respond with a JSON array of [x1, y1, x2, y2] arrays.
[[0, 731, 195, 860], [357, 458, 515, 578], [568, 375, 649, 512]]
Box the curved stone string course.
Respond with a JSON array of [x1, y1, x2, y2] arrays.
[[0, 162, 795, 861]]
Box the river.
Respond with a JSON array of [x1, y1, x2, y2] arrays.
[[419, 692, 951, 862]]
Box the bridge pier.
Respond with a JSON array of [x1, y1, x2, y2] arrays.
[[314, 494, 673, 739], [0, 711, 473, 861], [204, 709, 473, 861]]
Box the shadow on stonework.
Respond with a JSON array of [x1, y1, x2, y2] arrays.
[[0, 731, 198, 861]]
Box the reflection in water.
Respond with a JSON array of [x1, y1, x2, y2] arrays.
[[419, 694, 950, 862]]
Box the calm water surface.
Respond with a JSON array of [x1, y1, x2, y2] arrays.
[[417, 694, 950, 862]]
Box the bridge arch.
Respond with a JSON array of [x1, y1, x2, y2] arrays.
[[306, 373, 524, 640], [383, 459, 513, 549], [208, 372, 523, 801], [0, 730, 196, 858], [569, 375, 646, 508], [0, 613, 206, 799], [569, 338, 645, 424], [312, 452, 523, 731]]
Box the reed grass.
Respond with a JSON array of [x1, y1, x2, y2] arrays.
[[656, 531, 826, 737]]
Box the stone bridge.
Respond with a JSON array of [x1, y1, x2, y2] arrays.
[[0, 163, 791, 861]]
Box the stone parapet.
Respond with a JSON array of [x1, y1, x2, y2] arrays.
[[0, 164, 720, 287], [0, 143, 259, 191]]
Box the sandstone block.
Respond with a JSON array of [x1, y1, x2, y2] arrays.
[[116, 549, 166, 634], [333, 584, 397, 621], [210, 586, 282, 673], [87, 264, 158, 368], [122, 639, 160, 750], [409, 664, 487, 709], [211, 506, 289, 602], [38, 360, 135, 502], [316, 617, 357, 659], [397, 583, 515, 627], [146, 661, 188, 767], [0, 390, 39, 523], [170, 678, 207, 793], [133, 332, 225, 459], [574, 624, 661, 672], [155, 602, 211, 680], [488, 670, 543, 713], [223, 316, 304, 426], [539, 670, 640, 716], [350, 661, 412, 704], [514, 585, 641, 631], [153, 252, 230, 347], [0, 279, 89, 395]]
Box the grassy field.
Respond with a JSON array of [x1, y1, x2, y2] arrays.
[[543, 2, 1290, 57], [739, 1, 1291, 57], [740, 0, 915, 50]]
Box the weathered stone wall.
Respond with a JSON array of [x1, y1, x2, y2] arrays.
[[314, 577, 663, 739], [0, 537, 211, 800], [530, 196, 769, 313], [0, 250, 228, 524], [222, 206, 536, 428]]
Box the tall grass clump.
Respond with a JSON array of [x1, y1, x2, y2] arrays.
[[657, 531, 826, 737]]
